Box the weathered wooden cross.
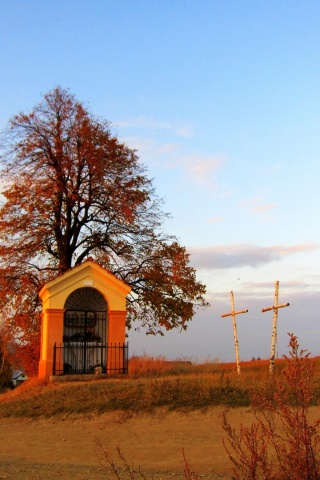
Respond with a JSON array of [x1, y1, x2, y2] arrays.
[[261, 280, 290, 374], [221, 290, 248, 374]]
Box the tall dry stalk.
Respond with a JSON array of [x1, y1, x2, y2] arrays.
[[94, 439, 200, 480], [94, 440, 151, 480], [223, 333, 320, 480]]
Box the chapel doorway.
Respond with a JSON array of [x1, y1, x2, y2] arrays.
[[62, 287, 108, 374]]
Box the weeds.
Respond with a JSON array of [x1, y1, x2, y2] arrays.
[[182, 449, 200, 480], [94, 440, 200, 480], [223, 333, 320, 480], [94, 440, 151, 480]]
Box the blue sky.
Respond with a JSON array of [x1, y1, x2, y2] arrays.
[[1, 1, 320, 363]]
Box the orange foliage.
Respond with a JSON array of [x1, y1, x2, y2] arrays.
[[0, 86, 208, 370]]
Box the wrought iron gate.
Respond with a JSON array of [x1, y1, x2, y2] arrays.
[[52, 342, 129, 375], [52, 308, 128, 375], [63, 309, 107, 373]]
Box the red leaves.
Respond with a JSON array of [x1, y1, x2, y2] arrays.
[[0, 86, 208, 367]]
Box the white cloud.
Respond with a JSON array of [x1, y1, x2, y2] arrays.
[[180, 154, 224, 185], [239, 197, 277, 215], [117, 116, 227, 188], [189, 243, 320, 270], [157, 143, 180, 154], [207, 216, 223, 224], [121, 133, 226, 187], [251, 203, 276, 214], [120, 136, 156, 156], [157, 152, 226, 189], [116, 116, 193, 138]]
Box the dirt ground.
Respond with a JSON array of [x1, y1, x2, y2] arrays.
[[0, 407, 253, 479]]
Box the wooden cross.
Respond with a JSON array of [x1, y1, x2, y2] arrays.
[[261, 280, 290, 374], [221, 291, 248, 374]]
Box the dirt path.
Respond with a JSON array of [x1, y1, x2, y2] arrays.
[[0, 407, 253, 479]]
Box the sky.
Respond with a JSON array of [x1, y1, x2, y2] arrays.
[[1, 1, 320, 364]]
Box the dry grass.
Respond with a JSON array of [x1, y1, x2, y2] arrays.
[[1, 355, 320, 419], [93, 337, 320, 480], [223, 334, 320, 479]]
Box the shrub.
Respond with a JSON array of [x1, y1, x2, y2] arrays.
[[223, 333, 320, 480]]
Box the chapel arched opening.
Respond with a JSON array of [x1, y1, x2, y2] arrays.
[[62, 287, 108, 374]]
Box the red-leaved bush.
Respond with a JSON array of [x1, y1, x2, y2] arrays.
[[223, 333, 320, 480]]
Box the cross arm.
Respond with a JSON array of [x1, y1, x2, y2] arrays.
[[221, 309, 248, 318], [261, 303, 290, 313]]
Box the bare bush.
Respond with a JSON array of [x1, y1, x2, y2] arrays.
[[223, 333, 320, 480]]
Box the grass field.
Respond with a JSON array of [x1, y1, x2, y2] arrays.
[[1, 345, 320, 479], [1, 354, 320, 418]]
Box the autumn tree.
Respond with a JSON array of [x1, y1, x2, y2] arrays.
[[0, 87, 208, 373]]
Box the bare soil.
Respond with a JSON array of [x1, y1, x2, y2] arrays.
[[0, 406, 254, 479]]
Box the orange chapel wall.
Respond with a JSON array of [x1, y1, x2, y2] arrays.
[[38, 260, 131, 379]]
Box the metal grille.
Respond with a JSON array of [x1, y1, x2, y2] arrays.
[[54, 287, 128, 376], [63, 310, 107, 374], [53, 342, 128, 375], [64, 287, 107, 311], [64, 310, 106, 342]]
